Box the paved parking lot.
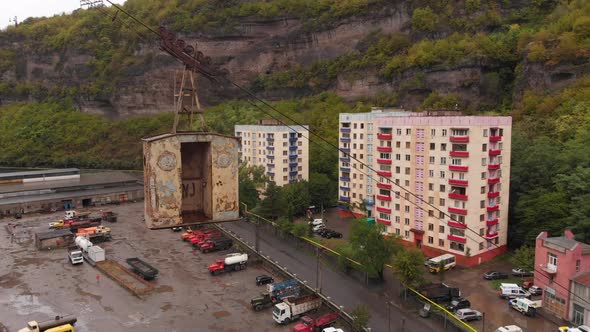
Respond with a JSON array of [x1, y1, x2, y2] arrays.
[[0, 203, 292, 332]]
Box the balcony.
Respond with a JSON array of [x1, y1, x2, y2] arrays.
[[339, 157, 350, 162], [485, 232, 499, 239], [376, 206, 392, 213], [489, 149, 501, 156], [448, 179, 468, 186], [448, 193, 468, 201], [289, 171, 298, 176], [377, 133, 393, 140], [266, 163, 274, 167], [266, 172, 274, 176], [447, 234, 467, 244], [376, 218, 392, 226], [289, 162, 298, 167], [289, 146, 298, 151], [377, 159, 392, 165], [377, 195, 392, 202], [448, 221, 467, 229], [289, 154, 297, 160], [489, 136, 502, 142], [340, 128, 351, 133], [266, 146, 274, 150], [339, 177, 350, 182], [267, 154, 275, 159], [340, 167, 351, 172], [488, 164, 500, 170], [340, 186, 350, 191], [488, 177, 500, 185], [450, 151, 470, 157], [340, 137, 351, 143], [377, 146, 392, 152], [289, 137, 298, 143], [542, 263, 557, 275], [487, 191, 500, 198], [266, 137, 274, 142], [448, 207, 467, 215], [341, 148, 351, 153], [487, 205, 500, 212], [486, 219, 499, 226], [377, 171, 392, 177], [450, 136, 470, 143], [376, 182, 392, 189], [339, 196, 350, 202], [449, 165, 469, 172], [363, 199, 375, 206]]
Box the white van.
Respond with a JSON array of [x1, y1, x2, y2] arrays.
[[499, 283, 531, 299], [309, 219, 324, 226], [495, 326, 523, 332]]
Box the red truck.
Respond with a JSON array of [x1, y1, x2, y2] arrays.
[[208, 253, 248, 275], [292, 312, 339, 332], [190, 232, 222, 247], [199, 237, 233, 253], [186, 228, 217, 242]]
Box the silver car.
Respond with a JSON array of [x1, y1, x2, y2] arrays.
[[455, 308, 482, 321]]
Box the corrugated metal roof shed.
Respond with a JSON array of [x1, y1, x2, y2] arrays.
[[35, 229, 73, 240]]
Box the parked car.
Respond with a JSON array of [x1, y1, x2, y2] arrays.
[[522, 280, 534, 289], [256, 275, 274, 286], [326, 230, 343, 239], [484, 271, 509, 280], [559, 326, 590, 332], [313, 224, 326, 233], [318, 228, 331, 237], [171, 227, 183, 232], [495, 326, 523, 332], [512, 268, 534, 277], [446, 298, 471, 312], [455, 308, 482, 322], [529, 285, 543, 296], [309, 219, 324, 226]]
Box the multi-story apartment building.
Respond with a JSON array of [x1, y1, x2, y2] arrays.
[[235, 120, 309, 187], [338, 108, 512, 266]]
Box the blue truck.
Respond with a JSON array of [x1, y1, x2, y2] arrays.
[[250, 279, 301, 311]]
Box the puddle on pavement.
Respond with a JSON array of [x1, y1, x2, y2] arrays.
[[212, 310, 230, 319], [6, 294, 55, 316]]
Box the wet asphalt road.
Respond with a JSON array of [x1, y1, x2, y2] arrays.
[[222, 220, 441, 332]]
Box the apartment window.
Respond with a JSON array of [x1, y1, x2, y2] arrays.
[[440, 157, 447, 165], [405, 230, 410, 238], [405, 180, 410, 187], [353, 123, 357, 129], [439, 239, 444, 247], [428, 236, 434, 244], [395, 166, 401, 174], [428, 223, 434, 231], [441, 143, 447, 151], [498, 156, 503, 164], [429, 170, 434, 177], [283, 134, 288, 138], [499, 142, 503, 150], [405, 155, 411, 161], [483, 129, 488, 137], [283, 151, 288, 156], [429, 156, 435, 164], [395, 204, 400, 211], [482, 158, 487, 166], [396, 154, 401, 160], [439, 226, 445, 233], [405, 142, 411, 149], [405, 167, 411, 175], [404, 206, 410, 213], [429, 183, 434, 191], [360, 123, 364, 129], [450, 242, 465, 252], [482, 143, 487, 152], [367, 134, 373, 142], [440, 185, 445, 192], [440, 198, 445, 206], [480, 214, 485, 222], [406, 128, 411, 135], [576, 259, 581, 272], [360, 144, 364, 149], [480, 200, 485, 208], [283, 176, 288, 181], [429, 210, 434, 216], [395, 216, 400, 223], [481, 172, 487, 180], [440, 171, 445, 179], [481, 186, 486, 194], [442, 129, 447, 137], [548, 253, 558, 267], [479, 242, 484, 250], [431, 129, 436, 137], [430, 143, 435, 150]]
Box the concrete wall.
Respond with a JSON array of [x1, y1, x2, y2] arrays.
[[35, 234, 74, 250]]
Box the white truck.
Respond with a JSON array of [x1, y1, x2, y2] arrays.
[[273, 295, 321, 324], [18, 315, 77, 332], [67, 246, 83, 265], [499, 283, 531, 299], [208, 253, 248, 275], [509, 298, 542, 317], [74, 236, 105, 264]]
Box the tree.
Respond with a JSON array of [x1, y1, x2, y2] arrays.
[[282, 180, 310, 221], [351, 305, 371, 331], [510, 245, 535, 272], [392, 247, 425, 288], [238, 165, 268, 212], [309, 172, 335, 208], [411, 7, 438, 32], [349, 219, 402, 280], [256, 182, 285, 219]]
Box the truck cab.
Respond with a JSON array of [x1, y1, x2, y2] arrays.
[[67, 247, 83, 265], [273, 302, 291, 324]]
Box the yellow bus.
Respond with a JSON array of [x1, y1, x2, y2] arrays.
[[427, 254, 456, 273]]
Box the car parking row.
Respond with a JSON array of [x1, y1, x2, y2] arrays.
[[309, 219, 343, 239]]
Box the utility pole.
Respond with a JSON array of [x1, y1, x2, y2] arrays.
[[254, 217, 260, 253], [387, 301, 391, 332], [315, 246, 321, 292]]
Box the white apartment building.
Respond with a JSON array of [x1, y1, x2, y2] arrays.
[[338, 108, 512, 266], [235, 122, 309, 187]]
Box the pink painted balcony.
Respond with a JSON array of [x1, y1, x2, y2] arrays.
[[448, 221, 467, 229], [377, 218, 392, 226], [377, 159, 392, 165], [449, 165, 469, 172], [448, 207, 467, 215], [377, 146, 392, 152], [485, 232, 499, 239], [376, 206, 392, 213], [450, 151, 469, 157], [377, 171, 392, 177], [376, 182, 392, 189], [448, 193, 468, 201], [377, 195, 392, 202], [486, 219, 499, 226], [447, 234, 467, 243], [377, 133, 392, 140], [450, 136, 470, 143], [488, 178, 500, 185], [487, 191, 500, 198], [488, 164, 500, 170], [489, 136, 502, 142], [487, 205, 500, 212], [448, 179, 468, 186], [489, 149, 501, 156]]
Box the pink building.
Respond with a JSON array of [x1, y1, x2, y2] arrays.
[[534, 230, 590, 321]]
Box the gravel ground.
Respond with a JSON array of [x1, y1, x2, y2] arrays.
[[0, 202, 291, 332]]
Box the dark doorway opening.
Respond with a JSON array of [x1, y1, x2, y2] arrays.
[[82, 199, 92, 207], [180, 142, 212, 223]]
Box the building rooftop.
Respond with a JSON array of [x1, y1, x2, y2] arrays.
[[0, 172, 139, 194], [543, 236, 590, 255], [572, 270, 590, 287], [35, 229, 74, 240], [0, 168, 79, 180]]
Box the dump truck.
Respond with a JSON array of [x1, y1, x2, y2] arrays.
[[182, 227, 212, 241], [273, 295, 322, 324], [292, 311, 339, 332], [75, 226, 111, 243], [251, 279, 301, 311], [67, 246, 83, 265], [190, 231, 223, 247], [418, 283, 461, 303], [68, 220, 101, 233], [126, 257, 159, 280], [208, 253, 248, 275], [18, 315, 77, 332], [199, 237, 233, 253], [509, 298, 542, 317]]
